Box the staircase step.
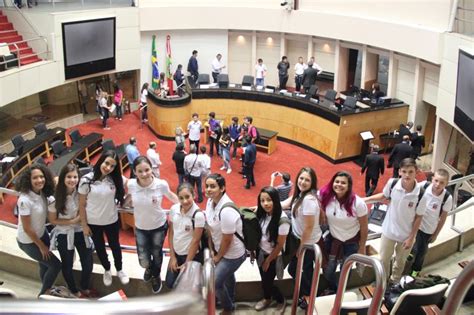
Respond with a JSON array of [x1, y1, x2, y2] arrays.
[[0, 30, 18, 39], [1, 35, 23, 43], [0, 22, 13, 32], [20, 56, 42, 66], [0, 16, 7, 23], [8, 42, 28, 50]]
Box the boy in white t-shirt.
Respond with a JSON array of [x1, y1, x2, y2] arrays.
[[255, 58, 267, 87], [363, 158, 425, 284], [408, 169, 453, 277], [187, 113, 202, 150]]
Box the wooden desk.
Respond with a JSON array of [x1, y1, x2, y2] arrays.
[[147, 88, 408, 163]]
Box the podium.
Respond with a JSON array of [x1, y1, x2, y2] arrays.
[[355, 131, 374, 167]]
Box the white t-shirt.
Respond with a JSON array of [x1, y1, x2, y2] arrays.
[[127, 177, 170, 230], [325, 195, 368, 242], [211, 58, 224, 74], [255, 64, 267, 79], [291, 193, 322, 245], [382, 179, 426, 242], [419, 182, 453, 235], [259, 212, 290, 255], [188, 120, 202, 141], [146, 148, 161, 169], [48, 190, 82, 233], [17, 191, 50, 244], [199, 154, 211, 177], [184, 153, 203, 177], [205, 194, 246, 259], [140, 89, 148, 104], [294, 63, 307, 76], [78, 172, 118, 226], [170, 203, 205, 255]]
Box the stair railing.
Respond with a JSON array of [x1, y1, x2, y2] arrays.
[[0, 37, 49, 70], [202, 248, 216, 315], [441, 260, 474, 315]]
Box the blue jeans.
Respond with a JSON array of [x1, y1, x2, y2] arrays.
[[323, 237, 359, 291], [178, 173, 185, 185], [115, 103, 123, 119], [215, 254, 246, 311], [135, 222, 168, 279], [56, 232, 93, 294], [17, 232, 61, 295], [256, 78, 264, 86], [222, 147, 231, 169]]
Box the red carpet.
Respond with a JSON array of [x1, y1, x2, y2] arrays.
[[0, 111, 427, 246]]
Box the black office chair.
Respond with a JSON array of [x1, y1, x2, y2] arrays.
[[242, 75, 254, 86], [51, 140, 67, 159], [69, 129, 83, 144], [217, 74, 229, 88], [197, 74, 210, 85], [344, 96, 358, 109], [306, 85, 319, 100], [11, 134, 25, 154], [33, 123, 47, 136], [325, 89, 337, 101], [102, 139, 116, 152]]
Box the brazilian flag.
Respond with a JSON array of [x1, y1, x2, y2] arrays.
[[151, 35, 159, 89]]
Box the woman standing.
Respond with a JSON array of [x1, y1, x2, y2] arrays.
[[219, 127, 232, 174], [78, 150, 129, 287], [113, 82, 123, 121], [281, 166, 322, 310], [126, 156, 179, 294], [48, 164, 93, 298], [140, 82, 149, 122], [16, 164, 61, 296], [254, 186, 289, 313], [165, 182, 205, 288], [205, 173, 246, 315], [319, 171, 368, 295]]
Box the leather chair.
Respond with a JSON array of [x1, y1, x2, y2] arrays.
[[69, 129, 82, 144], [197, 73, 210, 85], [242, 75, 254, 86], [325, 89, 337, 101], [344, 96, 358, 109], [102, 139, 115, 152], [217, 74, 229, 88], [33, 123, 47, 136], [51, 140, 67, 159], [11, 134, 25, 154]]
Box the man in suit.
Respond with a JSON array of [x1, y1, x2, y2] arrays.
[[388, 135, 413, 178], [398, 121, 413, 141], [187, 50, 199, 84], [361, 145, 385, 196], [243, 136, 257, 189], [301, 61, 319, 94]]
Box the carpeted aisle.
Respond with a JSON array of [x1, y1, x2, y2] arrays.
[[1, 110, 426, 246]]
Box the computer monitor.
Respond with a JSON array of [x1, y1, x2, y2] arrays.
[[325, 89, 337, 101]]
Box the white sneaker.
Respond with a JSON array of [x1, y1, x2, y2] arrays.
[[227, 168, 232, 174], [103, 270, 112, 286], [117, 270, 129, 285], [220, 166, 226, 170]]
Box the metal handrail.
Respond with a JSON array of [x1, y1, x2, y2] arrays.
[[291, 244, 322, 315], [202, 249, 216, 315], [9, 2, 43, 38], [331, 254, 386, 315], [0, 36, 48, 68], [441, 260, 474, 315]]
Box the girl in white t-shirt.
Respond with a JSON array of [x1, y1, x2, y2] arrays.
[[16, 164, 61, 296], [48, 164, 94, 298], [254, 186, 289, 313], [125, 156, 179, 294], [78, 150, 128, 287], [281, 166, 322, 310], [319, 171, 368, 295], [205, 173, 246, 314], [140, 82, 149, 122], [165, 182, 205, 289]]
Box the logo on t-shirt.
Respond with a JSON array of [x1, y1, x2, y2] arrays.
[[408, 201, 414, 208], [152, 196, 158, 204], [432, 203, 438, 210], [109, 184, 115, 191], [185, 225, 191, 232]]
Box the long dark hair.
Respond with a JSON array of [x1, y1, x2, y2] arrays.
[[55, 163, 79, 216], [320, 171, 355, 217], [83, 150, 124, 205], [290, 167, 318, 216], [15, 163, 55, 197], [256, 186, 282, 246], [141, 82, 149, 93]]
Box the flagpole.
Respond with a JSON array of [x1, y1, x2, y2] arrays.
[[166, 35, 174, 96]]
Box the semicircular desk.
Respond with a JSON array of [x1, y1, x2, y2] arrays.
[[146, 89, 408, 163]]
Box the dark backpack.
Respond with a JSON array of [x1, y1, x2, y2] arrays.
[[191, 209, 209, 250], [251, 126, 261, 144], [419, 182, 452, 216], [389, 179, 426, 209], [219, 202, 262, 252]]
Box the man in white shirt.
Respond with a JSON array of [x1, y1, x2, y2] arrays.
[[294, 56, 307, 92], [184, 145, 204, 203], [211, 53, 226, 83], [255, 58, 267, 87], [187, 113, 202, 150], [408, 169, 453, 276], [146, 142, 162, 178]]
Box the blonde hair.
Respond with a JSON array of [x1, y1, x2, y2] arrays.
[[175, 126, 183, 135]]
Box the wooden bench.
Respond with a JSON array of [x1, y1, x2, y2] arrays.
[[255, 128, 278, 155]]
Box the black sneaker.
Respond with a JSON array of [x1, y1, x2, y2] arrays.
[[143, 268, 152, 282], [151, 276, 162, 294], [297, 297, 308, 310]]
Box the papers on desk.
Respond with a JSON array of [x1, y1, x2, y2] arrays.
[[296, 94, 306, 98], [229, 83, 236, 88], [363, 97, 370, 101], [1, 156, 16, 163], [279, 89, 288, 94], [199, 84, 210, 89], [256, 85, 263, 91], [209, 83, 218, 88], [356, 101, 370, 109], [283, 92, 293, 97], [264, 88, 274, 93], [241, 86, 252, 91], [310, 98, 319, 104]]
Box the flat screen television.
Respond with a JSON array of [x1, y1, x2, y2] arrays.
[[454, 49, 474, 141], [62, 17, 116, 80]]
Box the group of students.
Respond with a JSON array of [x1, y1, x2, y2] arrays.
[[15, 146, 452, 313]]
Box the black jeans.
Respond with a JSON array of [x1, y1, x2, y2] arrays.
[[189, 139, 200, 152], [295, 75, 303, 92], [89, 220, 122, 271], [258, 252, 284, 303], [141, 103, 148, 121], [279, 75, 288, 90], [102, 109, 109, 128], [410, 230, 432, 272], [245, 163, 255, 187], [365, 175, 379, 196], [392, 166, 400, 178], [212, 72, 219, 83], [57, 232, 93, 293], [209, 136, 220, 157], [288, 247, 315, 297]]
